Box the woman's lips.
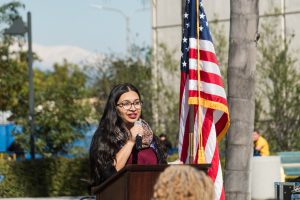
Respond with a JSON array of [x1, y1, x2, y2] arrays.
[[128, 113, 137, 119]]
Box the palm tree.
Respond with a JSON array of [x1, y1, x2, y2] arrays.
[[224, 0, 259, 199]]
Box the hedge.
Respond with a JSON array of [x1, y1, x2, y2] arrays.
[[0, 157, 90, 197]]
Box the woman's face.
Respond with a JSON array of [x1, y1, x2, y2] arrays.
[[116, 90, 142, 126]]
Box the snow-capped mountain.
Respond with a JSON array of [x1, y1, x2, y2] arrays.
[[10, 43, 102, 71], [33, 44, 101, 70]]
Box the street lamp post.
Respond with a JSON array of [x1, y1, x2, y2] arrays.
[[91, 4, 149, 54], [4, 12, 35, 159], [91, 5, 131, 53]]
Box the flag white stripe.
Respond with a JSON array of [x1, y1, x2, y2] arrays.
[[214, 110, 224, 124], [189, 59, 221, 77], [214, 162, 224, 200], [189, 38, 216, 53], [204, 124, 216, 163], [189, 80, 227, 99]]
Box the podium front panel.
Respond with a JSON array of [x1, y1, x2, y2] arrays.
[[92, 164, 211, 200], [128, 171, 162, 200]]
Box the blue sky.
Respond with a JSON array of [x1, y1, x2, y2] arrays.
[[16, 0, 151, 54]]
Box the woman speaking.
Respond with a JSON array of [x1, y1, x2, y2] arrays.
[[89, 83, 166, 186]]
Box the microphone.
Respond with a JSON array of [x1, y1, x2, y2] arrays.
[[134, 120, 142, 150]]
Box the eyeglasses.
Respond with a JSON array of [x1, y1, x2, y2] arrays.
[[116, 100, 143, 110]]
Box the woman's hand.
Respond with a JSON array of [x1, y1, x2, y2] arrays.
[[129, 123, 144, 143], [114, 123, 143, 171]]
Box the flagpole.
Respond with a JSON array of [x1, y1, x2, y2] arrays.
[[196, 0, 206, 164]]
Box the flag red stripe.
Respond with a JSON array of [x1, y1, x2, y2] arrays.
[[207, 144, 220, 182], [194, 143, 199, 163], [201, 108, 213, 148], [220, 188, 225, 200], [179, 75, 189, 163], [215, 113, 228, 137], [189, 69, 224, 87], [180, 113, 190, 163], [189, 48, 219, 65]]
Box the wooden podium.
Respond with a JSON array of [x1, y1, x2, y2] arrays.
[[91, 164, 210, 200]]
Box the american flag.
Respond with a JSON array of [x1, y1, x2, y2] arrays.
[[178, 0, 230, 199]]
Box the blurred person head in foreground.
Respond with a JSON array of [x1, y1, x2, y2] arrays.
[[152, 165, 214, 200]]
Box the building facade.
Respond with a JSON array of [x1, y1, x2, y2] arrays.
[[152, 0, 300, 74]]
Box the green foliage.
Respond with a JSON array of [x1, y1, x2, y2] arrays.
[[256, 20, 300, 151], [155, 44, 179, 144], [89, 48, 154, 123], [0, 158, 90, 197], [12, 61, 92, 157], [0, 55, 28, 111], [0, 1, 24, 25], [0, 1, 26, 111]]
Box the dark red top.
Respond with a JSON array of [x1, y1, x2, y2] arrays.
[[126, 147, 158, 165]]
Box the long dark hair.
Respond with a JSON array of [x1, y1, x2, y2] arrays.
[[89, 83, 141, 185]]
